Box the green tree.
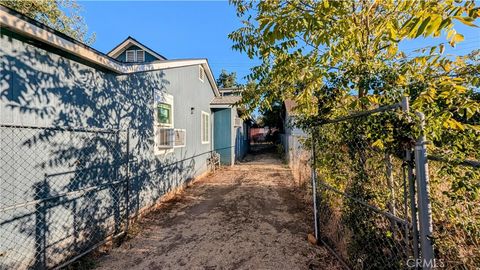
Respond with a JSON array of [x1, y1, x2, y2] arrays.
[[229, 0, 479, 153], [259, 101, 283, 129], [230, 0, 478, 112], [216, 69, 239, 88], [2, 0, 95, 44], [230, 0, 480, 267]]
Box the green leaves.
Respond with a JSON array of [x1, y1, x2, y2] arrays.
[[415, 16, 431, 38], [230, 0, 480, 145], [2, 0, 95, 44], [453, 16, 478, 27]]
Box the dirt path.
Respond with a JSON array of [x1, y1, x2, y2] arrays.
[[94, 145, 339, 270]]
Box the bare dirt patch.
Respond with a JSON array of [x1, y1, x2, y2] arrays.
[[94, 144, 340, 269]]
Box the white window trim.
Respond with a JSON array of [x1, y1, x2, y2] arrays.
[[154, 92, 175, 155], [173, 128, 186, 148], [201, 111, 210, 144], [199, 65, 205, 82], [155, 93, 174, 128]]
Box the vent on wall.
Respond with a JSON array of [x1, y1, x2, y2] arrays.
[[199, 65, 205, 82], [125, 49, 145, 62], [136, 50, 145, 62], [234, 117, 242, 127], [126, 50, 135, 62]]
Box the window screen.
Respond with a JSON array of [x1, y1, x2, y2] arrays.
[[174, 129, 186, 147]]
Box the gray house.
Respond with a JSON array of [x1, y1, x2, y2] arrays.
[[211, 88, 250, 165], [0, 6, 248, 269]]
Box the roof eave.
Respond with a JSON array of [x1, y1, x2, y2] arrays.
[[0, 6, 219, 96]]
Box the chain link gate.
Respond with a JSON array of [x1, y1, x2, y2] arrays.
[[309, 97, 437, 269], [0, 124, 130, 270]]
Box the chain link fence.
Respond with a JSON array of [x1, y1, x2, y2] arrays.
[[291, 99, 480, 269], [312, 108, 414, 269], [0, 124, 129, 269], [427, 156, 480, 268]]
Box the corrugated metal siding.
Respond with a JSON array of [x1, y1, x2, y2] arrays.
[[0, 30, 214, 269]]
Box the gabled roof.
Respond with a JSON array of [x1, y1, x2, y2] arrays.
[[0, 5, 219, 96], [210, 95, 241, 105], [107, 36, 167, 60]]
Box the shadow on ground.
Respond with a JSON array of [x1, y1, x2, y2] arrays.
[[93, 144, 340, 270]]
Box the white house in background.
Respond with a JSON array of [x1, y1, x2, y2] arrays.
[[282, 99, 307, 137]]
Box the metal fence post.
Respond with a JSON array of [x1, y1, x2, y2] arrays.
[[402, 97, 420, 262], [311, 130, 319, 241], [124, 128, 130, 236], [407, 151, 420, 263], [414, 112, 434, 268]]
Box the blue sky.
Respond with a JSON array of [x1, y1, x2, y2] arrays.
[[81, 1, 258, 84], [81, 1, 479, 84]]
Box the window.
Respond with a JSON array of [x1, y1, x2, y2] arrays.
[[156, 128, 185, 149], [174, 129, 186, 147], [136, 50, 145, 62], [157, 103, 172, 125], [154, 92, 175, 155], [125, 49, 145, 62], [126, 50, 135, 62], [156, 128, 174, 149], [201, 111, 210, 144], [199, 65, 205, 82]]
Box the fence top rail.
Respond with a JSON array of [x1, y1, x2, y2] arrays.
[[317, 102, 402, 126], [0, 123, 124, 133], [428, 154, 480, 168]]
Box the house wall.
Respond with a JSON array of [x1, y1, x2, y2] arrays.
[[233, 108, 249, 161], [0, 29, 214, 269], [234, 124, 249, 160], [280, 111, 309, 185], [213, 108, 232, 165], [115, 44, 159, 62]]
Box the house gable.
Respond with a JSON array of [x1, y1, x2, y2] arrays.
[[115, 44, 160, 63], [107, 36, 167, 63]]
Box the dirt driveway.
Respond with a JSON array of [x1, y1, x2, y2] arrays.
[[94, 145, 339, 270]]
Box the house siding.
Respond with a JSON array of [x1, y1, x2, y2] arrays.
[[0, 30, 214, 269]]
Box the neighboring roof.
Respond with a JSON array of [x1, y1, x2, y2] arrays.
[[210, 95, 242, 105], [219, 87, 243, 96], [219, 87, 244, 92], [0, 5, 219, 96], [107, 36, 167, 60], [284, 99, 298, 114]]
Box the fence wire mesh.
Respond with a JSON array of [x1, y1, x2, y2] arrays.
[[313, 111, 415, 269], [0, 124, 129, 270], [427, 157, 480, 268]]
